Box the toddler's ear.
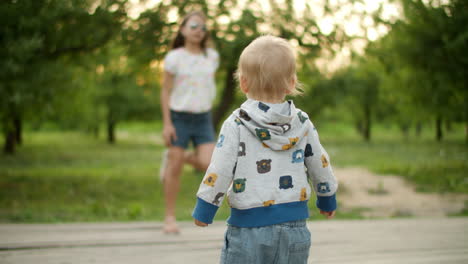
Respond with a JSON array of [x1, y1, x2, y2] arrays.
[[240, 75, 249, 94], [285, 78, 296, 94]]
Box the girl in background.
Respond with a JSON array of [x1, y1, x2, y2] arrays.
[[160, 11, 219, 234]]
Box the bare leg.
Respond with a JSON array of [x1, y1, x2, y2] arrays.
[[185, 143, 215, 172], [163, 146, 185, 234]]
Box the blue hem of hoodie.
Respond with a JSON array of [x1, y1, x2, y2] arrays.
[[316, 194, 337, 212], [193, 195, 337, 227], [227, 201, 310, 227], [192, 197, 219, 224]]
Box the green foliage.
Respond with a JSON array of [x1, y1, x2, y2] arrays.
[[125, 0, 355, 128], [124, 3, 171, 64], [296, 55, 382, 141], [311, 0, 468, 142], [1, 0, 395, 151], [368, 0, 468, 140], [0, 0, 126, 152], [96, 44, 161, 122]]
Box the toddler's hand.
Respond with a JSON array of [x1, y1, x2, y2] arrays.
[[320, 210, 336, 219], [194, 219, 208, 227]]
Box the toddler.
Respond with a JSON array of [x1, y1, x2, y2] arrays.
[[192, 35, 338, 264]]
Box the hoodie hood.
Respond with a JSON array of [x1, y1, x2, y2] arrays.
[[234, 98, 310, 151]]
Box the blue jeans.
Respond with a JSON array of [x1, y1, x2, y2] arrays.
[[220, 220, 311, 264], [170, 110, 216, 149]]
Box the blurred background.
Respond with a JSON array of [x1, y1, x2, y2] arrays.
[[0, 0, 467, 223]]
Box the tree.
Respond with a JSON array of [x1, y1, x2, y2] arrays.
[[129, 0, 353, 129], [0, 0, 126, 154], [374, 0, 468, 141], [95, 44, 160, 143], [317, 56, 381, 142]]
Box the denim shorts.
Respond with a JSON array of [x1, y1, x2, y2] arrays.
[[170, 110, 216, 149], [220, 220, 311, 264]]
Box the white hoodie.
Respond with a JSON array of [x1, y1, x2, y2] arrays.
[[192, 99, 338, 227]]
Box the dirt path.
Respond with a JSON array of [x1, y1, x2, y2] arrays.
[[335, 168, 468, 218]]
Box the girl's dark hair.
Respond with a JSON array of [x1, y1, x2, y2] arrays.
[[171, 11, 211, 51]]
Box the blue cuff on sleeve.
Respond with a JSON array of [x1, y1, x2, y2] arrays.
[[192, 197, 219, 224], [316, 193, 337, 212]]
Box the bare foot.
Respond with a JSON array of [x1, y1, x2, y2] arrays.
[[163, 217, 180, 234]]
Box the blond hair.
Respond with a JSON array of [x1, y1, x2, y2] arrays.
[[236, 35, 302, 101]]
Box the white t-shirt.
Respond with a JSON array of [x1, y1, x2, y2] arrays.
[[164, 47, 219, 113]]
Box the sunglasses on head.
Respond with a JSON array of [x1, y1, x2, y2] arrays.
[[189, 22, 207, 32]]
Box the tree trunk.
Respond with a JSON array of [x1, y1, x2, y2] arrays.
[[355, 120, 362, 137], [436, 116, 443, 142], [363, 104, 371, 142], [415, 121, 422, 137], [13, 115, 22, 145], [3, 107, 17, 154], [445, 120, 452, 132], [107, 112, 116, 144], [213, 66, 237, 130], [93, 126, 99, 138], [465, 119, 468, 145], [399, 122, 410, 139], [107, 121, 115, 144], [3, 121, 15, 154]]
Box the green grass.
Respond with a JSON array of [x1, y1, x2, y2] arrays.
[[0, 131, 165, 222], [0, 121, 466, 222], [318, 122, 468, 193]]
